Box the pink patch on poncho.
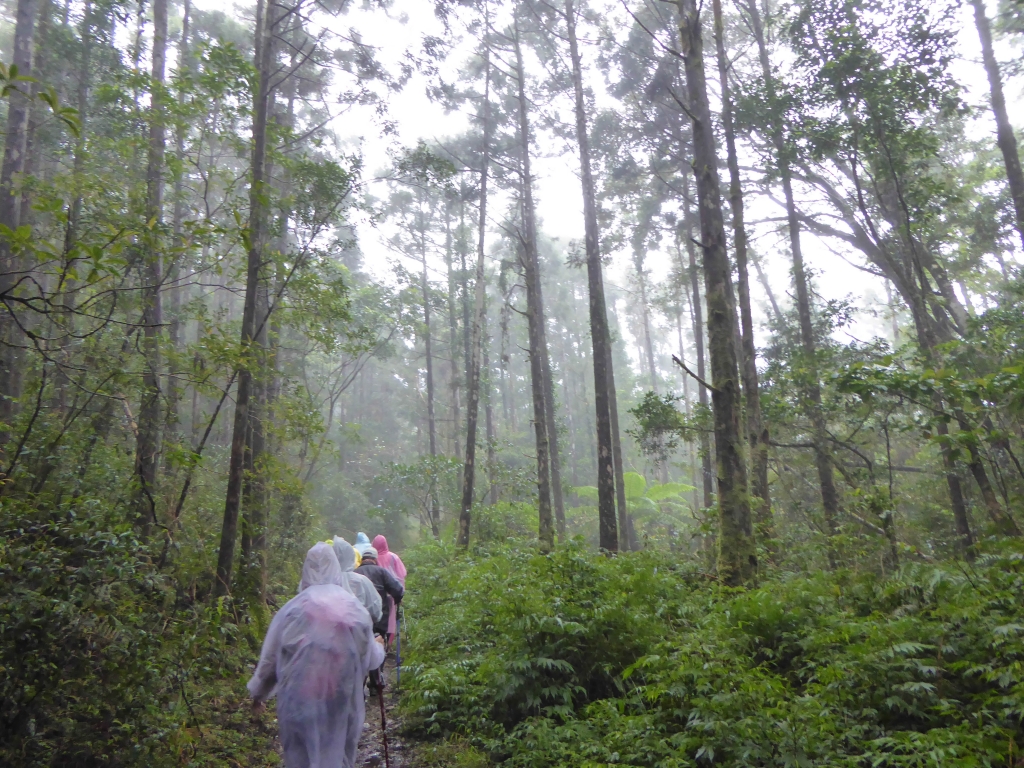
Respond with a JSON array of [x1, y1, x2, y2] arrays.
[[372, 535, 407, 636]]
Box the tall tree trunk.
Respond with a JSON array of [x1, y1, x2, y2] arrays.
[[678, 0, 756, 585], [240, 277, 270, 601], [541, 310, 566, 538], [635, 253, 658, 393], [970, 0, 1024, 250], [421, 230, 441, 538], [0, 0, 41, 450], [485, 332, 498, 506], [458, 35, 492, 547], [751, 250, 783, 324], [135, 0, 169, 532], [498, 259, 515, 430], [57, 0, 92, 413], [607, 341, 632, 550], [745, 0, 839, 550], [711, 0, 772, 543], [163, 0, 190, 472], [564, 0, 617, 552], [214, 0, 276, 597], [512, 14, 554, 552], [885, 279, 899, 347], [684, 186, 715, 512], [445, 208, 462, 460]]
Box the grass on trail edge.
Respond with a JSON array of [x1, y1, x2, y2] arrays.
[[398, 539, 1024, 768]]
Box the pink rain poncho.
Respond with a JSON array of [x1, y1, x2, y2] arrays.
[[372, 535, 407, 637], [249, 543, 385, 768]]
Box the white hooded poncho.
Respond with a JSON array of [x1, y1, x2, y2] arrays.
[[249, 542, 386, 768], [332, 536, 383, 623]]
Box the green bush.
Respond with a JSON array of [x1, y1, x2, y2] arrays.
[[0, 505, 273, 767], [401, 541, 1024, 767]]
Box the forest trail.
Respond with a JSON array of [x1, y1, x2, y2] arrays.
[[357, 659, 416, 768]]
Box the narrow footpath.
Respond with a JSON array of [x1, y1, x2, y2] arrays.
[[357, 656, 415, 768]]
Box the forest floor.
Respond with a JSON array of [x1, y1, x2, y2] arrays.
[[357, 658, 417, 768]]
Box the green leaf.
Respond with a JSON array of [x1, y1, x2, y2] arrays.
[[622, 472, 646, 500], [645, 482, 696, 500]]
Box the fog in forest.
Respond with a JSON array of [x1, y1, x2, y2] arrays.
[[2, 0, 1024, 763]]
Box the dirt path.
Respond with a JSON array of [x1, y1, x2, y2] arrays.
[[357, 656, 415, 768]]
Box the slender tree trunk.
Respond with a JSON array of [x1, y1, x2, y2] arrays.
[[684, 185, 715, 512], [18, 0, 48, 236], [214, 0, 276, 597], [458, 35, 492, 547], [565, 0, 616, 552], [135, 0, 169, 532], [636, 255, 658, 393], [241, 21, 292, 596], [499, 259, 514, 430], [956, 412, 1020, 536], [512, 15, 554, 552], [541, 306, 566, 538], [751, 250, 783, 324], [485, 333, 498, 506], [607, 340, 632, 550], [240, 276, 269, 601], [0, 0, 41, 449], [57, 0, 92, 412], [746, 0, 839, 550], [885, 279, 899, 347], [421, 233, 441, 538], [711, 0, 772, 544], [970, 0, 1024, 251], [678, 0, 756, 585], [445, 209, 462, 460], [163, 0, 190, 472]]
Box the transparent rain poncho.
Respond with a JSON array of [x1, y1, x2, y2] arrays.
[[249, 543, 386, 768], [332, 536, 382, 623], [354, 531, 373, 558]]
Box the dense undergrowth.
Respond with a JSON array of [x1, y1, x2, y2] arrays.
[[0, 503, 281, 766], [402, 540, 1024, 767]]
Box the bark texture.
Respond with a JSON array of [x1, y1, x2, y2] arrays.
[[678, 0, 756, 584], [135, 0, 169, 532], [513, 15, 554, 551], [712, 0, 772, 543], [214, 0, 276, 596], [970, 0, 1024, 251], [458, 35, 492, 547], [566, 0, 617, 552], [0, 0, 41, 449], [745, 0, 839, 547]]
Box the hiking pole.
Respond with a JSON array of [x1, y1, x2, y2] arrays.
[[396, 610, 402, 690], [378, 675, 391, 768]]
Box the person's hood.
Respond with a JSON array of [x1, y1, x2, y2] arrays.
[[332, 536, 357, 572], [300, 542, 342, 589], [354, 532, 373, 556], [372, 535, 390, 555]]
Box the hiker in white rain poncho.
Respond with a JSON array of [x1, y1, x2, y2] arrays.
[[249, 542, 385, 768], [293, 538, 382, 624], [332, 536, 382, 623]]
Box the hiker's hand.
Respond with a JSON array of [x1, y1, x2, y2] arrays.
[[252, 700, 266, 716], [375, 635, 386, 647]]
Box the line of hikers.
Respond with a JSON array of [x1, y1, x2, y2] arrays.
[[247, 533, 407, 768]]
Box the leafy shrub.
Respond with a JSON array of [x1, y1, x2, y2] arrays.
[[402, 541, 1024, 767], [0, 504, 274, 767]]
